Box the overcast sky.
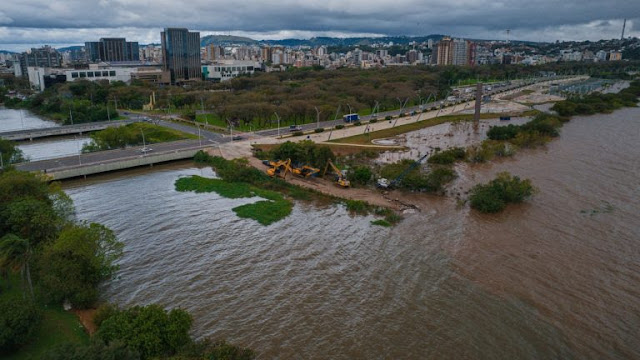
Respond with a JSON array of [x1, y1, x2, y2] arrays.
[[0, 0, 638, 51]]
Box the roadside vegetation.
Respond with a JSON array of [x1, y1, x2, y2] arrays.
[[82, 122, 195, 152], [469, 172, 535, 213]]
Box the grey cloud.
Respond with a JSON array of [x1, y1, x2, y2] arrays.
[[0, 0, 638, 49]]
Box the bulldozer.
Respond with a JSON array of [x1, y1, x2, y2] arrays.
[[323, 160, 350, 188]]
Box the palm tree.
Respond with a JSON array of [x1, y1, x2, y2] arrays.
[[0, 234, 34, 299]]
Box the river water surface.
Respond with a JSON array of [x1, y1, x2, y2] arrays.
[[59, 106, 639, 359], [0, 108, 91, 161]]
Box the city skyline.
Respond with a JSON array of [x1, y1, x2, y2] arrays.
[[0, 0, 638, 51]]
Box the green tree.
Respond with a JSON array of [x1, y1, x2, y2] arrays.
[[96, 305, 193, 359], [2, 197, 61, 246], [0, 298, 41, 353], [0, 139, 26, 166], [39, 223, 123, 308], [0, 234, 34, 298], [42, 340, 139, 360], [350, 166, 372, 185]]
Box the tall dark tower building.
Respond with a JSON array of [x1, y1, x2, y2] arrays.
[[85, 38, 140, 62], [161, 28, 201, 83]]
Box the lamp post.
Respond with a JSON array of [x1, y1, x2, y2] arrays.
[[75, 136, 82, 165], [314, 106, 321, 129], [274, 112, 281, 138]]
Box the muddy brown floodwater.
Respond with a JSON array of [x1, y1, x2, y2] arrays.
[[64, 106, 639, 359]]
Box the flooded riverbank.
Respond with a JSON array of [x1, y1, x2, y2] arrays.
[[63, 106, 639, 359]]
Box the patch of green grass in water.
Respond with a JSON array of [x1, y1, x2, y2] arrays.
[[371, 219, 392, 227], [175, 175, 292, 225]]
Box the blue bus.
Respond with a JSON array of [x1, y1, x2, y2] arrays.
[[343, 113, 360, 123]]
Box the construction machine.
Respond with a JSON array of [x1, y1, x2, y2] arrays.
[[377, 153, 429, 189], [265, 159, 292, 178], [291, 165, 320, 178], [323, 160, 350, 188]]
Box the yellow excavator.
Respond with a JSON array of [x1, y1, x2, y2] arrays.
[[265, 159, 292, 178], [291, 165, 320, 178], [323, 160, 350, 188]]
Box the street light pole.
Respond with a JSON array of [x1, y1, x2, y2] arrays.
[[75, 136, 81, 165], [314, 106, 320, 129], [197, 124, 202, 146], [274, 112, 281, 138]]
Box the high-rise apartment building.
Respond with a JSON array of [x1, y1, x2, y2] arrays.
[[205, 44, 223, 61], [85, 38, 140, 62], [17, 46, 62, 77], [452, 39, 468, 65], [437, 37, 453, 65], [161, 28, 201, 83], [437, 37, 475, 66]]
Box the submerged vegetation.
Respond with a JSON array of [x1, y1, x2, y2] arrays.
[[83, 122, 194, 152], [551, 80, 640, 116], [175, 175, 292, 226], [469, 172, 535, 213]]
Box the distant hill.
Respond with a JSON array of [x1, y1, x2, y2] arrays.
[[260, 35, 447, 47], [201, 35, 258, 46], [57, 45, 84, 52], [0, 50, 16, 54]]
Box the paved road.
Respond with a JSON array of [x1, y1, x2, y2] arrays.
[[16, 139, 209, 172], [0, 119, 138, 141], [251, 78, 559, 138], [124, 113, 230, 143]]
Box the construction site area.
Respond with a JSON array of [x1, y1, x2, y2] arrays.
[[206, 76, 586, 212]]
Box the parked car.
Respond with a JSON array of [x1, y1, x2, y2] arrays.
[[289, 125, 303, 131], [140, 147, 153, 153]]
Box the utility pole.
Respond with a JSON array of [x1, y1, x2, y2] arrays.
[[274, 112, 281, 138], [314, 107, 320, 129]]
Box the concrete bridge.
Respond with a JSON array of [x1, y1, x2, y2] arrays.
[[16, 140, 214, 180], [0, 119, 139, 141]]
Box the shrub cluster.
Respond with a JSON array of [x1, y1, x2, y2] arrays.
[[487, 113, 565, 143], [335, 124, 345, 129], [469, 172, 534, 213], [265, 140, 336, 170], [380, 160, 456, 193], [314, 128, 325, 133], [427, 147, 466, 165]]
